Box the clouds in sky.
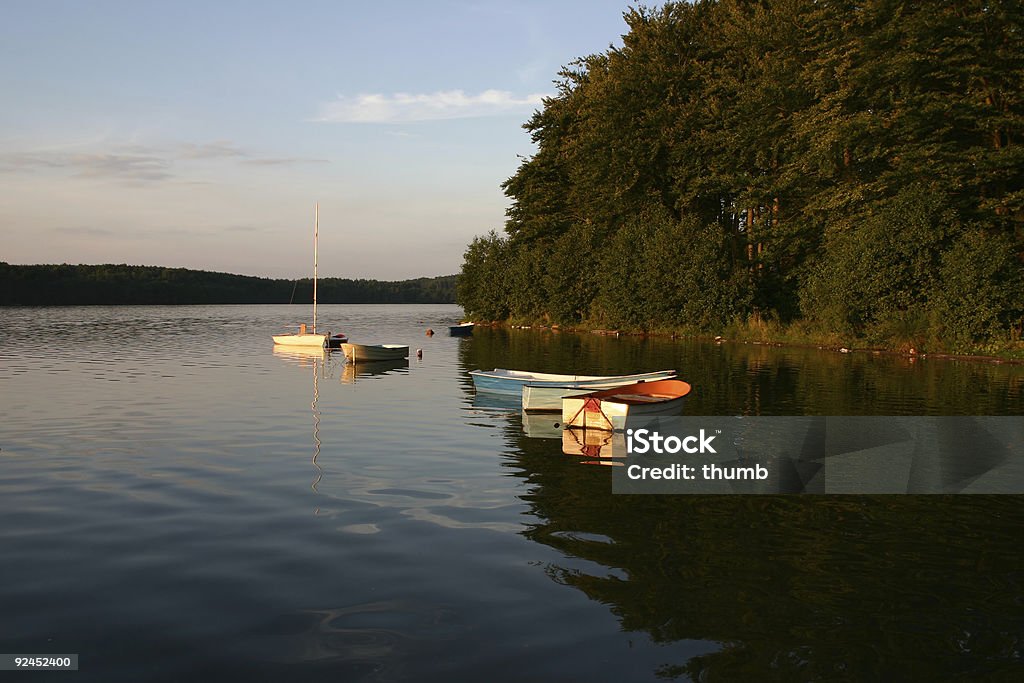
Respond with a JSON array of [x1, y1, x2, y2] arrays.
[[0, 141, 327, 184], [316, 89, 548, 124]]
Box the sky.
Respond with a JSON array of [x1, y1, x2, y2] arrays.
[[0, 0, 634, 280]]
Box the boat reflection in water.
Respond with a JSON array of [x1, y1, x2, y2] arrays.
[[272, 344, 330, 499], [561, 427, 626, 465], [516, 404, 629, 465], [520, 411, 564, 439], [341, 358, 409, 384], [456, 326, 1024, 680], [272, 344, 332, 367]]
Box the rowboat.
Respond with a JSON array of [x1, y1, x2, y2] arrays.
[[561, 379, 692, 431], [449, 322, 474, 336], [522, 374, 678, 412], [521, 385, 593, 412], [340, 343, 409, 362], [471, 392, 523, 411], [470, 368, 677, 395]]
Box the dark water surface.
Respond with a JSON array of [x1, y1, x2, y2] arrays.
[[1, 305, 1021, 681]]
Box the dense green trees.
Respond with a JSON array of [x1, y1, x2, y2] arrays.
[[0, 263, 456, 305], [458, 0, 1024, 352]]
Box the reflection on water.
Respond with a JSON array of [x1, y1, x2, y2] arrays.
[[505, 418, 1024, 680], [272, 344, 330, 364], [461, 326, 1023, 679], [460, 326, 1024, 415], [341, 359, 409, 384], [273, 345, 332, 497], [0, 306, 1021, 681], [312, 356, 322, 495], [244, 600, 462, 671], [520, 411, 562, 439], [561, 427, 622, 460]]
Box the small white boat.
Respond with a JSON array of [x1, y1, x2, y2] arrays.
[[449, 322, 474, 336], [470, 368, 677, 395], [562, 379, 692, 431], [341, 343, 409, 362], [273, 323, 326, 348], [521, 373, 677, 412]]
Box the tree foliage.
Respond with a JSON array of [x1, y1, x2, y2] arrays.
[[458, 0, 1024, 352], [0, 263, 456, 305]]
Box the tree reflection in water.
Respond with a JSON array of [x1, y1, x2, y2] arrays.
[[459, 328, 1024, 680]]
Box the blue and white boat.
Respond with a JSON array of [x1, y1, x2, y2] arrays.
[[469, 368, 677, 395]]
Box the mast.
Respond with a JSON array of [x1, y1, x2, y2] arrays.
[[313, 202, 318, 334]]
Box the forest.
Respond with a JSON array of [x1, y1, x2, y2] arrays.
[[456, 0, 1024, 354], [0, 263, 456, 305]]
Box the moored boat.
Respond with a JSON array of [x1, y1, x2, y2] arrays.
[[449, 322, 474, 336], [470, 368, 677, 395], [272, 204, 343, 349], [273, 324, 327, 348], [561, 379, 692, 431], [522, 373, 678, 412], [341, 343, 409, 362]]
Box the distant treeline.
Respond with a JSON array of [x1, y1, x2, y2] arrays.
[[0, 263, 457, 305], [457, 0, 1024, 353]]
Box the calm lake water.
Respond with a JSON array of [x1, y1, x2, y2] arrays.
[[1, 304, 1022, 681]]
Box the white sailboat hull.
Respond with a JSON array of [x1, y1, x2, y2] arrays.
[[273, 333, 327, 347]]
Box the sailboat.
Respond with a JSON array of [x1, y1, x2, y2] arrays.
[[272, 204, 345, 348]]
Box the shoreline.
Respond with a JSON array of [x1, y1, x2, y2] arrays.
[[473, 321, 1024, 366]]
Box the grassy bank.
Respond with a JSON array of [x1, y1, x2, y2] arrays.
[[482, 315, 1024, 364]]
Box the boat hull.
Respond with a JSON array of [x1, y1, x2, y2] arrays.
[[561, 379, 692, 431], [449, 323, 474, 336], [272, 333, 326, 347], [471, 369, 676, 395], [522, 376, 681, 412], [341, 343, 409, 362]]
